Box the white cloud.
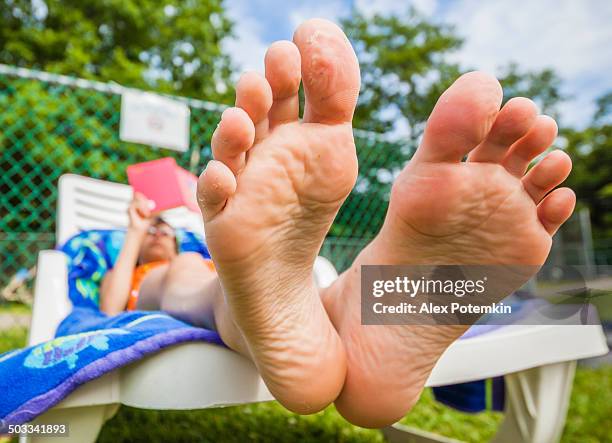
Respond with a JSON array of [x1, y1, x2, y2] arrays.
[[223, 0, 269, 74], [223, 0, 349, 75], [444, 0, 612, 128], [288, 1, 348, 30], [354, 0, 437, 17], [222, 0, 610, 129]]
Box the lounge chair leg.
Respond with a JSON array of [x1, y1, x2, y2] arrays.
[[381, 361, 576, 443], [492, 361, 576, 443], [382, 422, 461, 442], [19, 404, 119, 443]]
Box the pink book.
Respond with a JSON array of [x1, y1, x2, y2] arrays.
[[127, 157, 200, 213]]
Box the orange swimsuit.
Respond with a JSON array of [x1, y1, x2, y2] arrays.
[[126, 259, 216, 311], [126, 260, 169, 311]]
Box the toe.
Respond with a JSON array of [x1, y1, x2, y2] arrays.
[[522, 150, 572, 203], [502, 115, 558, 177], [211, 107, 255, 174], [414, 71, 503, 163], [468, 97, 538, 163], [265, 40, 302, 128], [197, 160, 237, 222], [235, 72, 273, 141], [537, 187, 576, 235], [293, 18, 360, 124]]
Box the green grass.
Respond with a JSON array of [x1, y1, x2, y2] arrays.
[[0, 327, 28, 354], [562, 365, 612, 443], [1, 327, 610, 442], [590, 290, 612, 322], [96, 366, 612, 443], [94, 390, 501, 443], [399, 389, 503, 442], [99, 403, 384, 443], [0, 302, 32, 316]]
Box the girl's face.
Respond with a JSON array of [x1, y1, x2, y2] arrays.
[[138, 222, 178, 264]]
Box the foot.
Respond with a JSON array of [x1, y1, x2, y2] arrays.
[[323, 72, 576, 427], [196, 19, 361, 414]]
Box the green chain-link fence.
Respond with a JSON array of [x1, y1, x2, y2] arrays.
[[0, 64, 413, 292]]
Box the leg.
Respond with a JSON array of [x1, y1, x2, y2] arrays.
[[137, 253, 250, 355], [136, 253, 215, 315], [320, 73, 575, 427], [196, 19, 361, 414], [134, 264, 169, 311], [156, 252, 217, 327]]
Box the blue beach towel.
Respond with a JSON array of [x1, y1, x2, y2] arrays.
[[0, 228, 505, 427]]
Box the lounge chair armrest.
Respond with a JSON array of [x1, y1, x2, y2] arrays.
[[29, 250, 71, 345]]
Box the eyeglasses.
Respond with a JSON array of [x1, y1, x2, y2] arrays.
[[147, 226, 174, 237]]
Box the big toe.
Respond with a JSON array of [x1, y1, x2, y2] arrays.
[[293, 18, 360, 124], [415, 71, 503, 163]]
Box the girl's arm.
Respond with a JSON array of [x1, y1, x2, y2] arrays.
[[100, 193, 153, 315]]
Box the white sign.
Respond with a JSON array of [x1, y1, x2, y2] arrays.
[[120, 91, 190, 152]]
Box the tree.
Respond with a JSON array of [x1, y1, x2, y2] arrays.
[[342, 8, 463, 138], [341, 8, 565, 144], [331, 9, 464, 246], [331, 8, 567, 248], [0, 0, 234, 103], [496, 63, 565, 120], [594, 91, 612, 124], [561, 92, 612, 241]]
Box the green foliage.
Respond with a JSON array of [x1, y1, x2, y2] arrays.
[[561, 93, 612, 241], [1, 2, 608, 271], [343, 7, 463, 138], [335, 8, 463, 243], [342, 8, 565, 144], [0, 327, 27, 354], [497, 63, 565, 118], [0, 74, 218, 234], [561, 364, 612, 443], [0, 302, 31, 315], [0, 0, 234, 103], [594, 91, 612, 124], [335, 8, 568, 248], [98, 402, 384, 443], [0, 69, 392, 275], [400, 388, 503, 442]]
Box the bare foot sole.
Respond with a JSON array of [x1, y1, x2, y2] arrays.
[[323, 72, 576, 427], [196, 19, 361, 414]]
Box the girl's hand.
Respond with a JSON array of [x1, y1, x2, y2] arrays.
[[128, 192, 155, 233]]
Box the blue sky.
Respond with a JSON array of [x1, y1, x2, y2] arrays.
[[222, 0, 612, 132]]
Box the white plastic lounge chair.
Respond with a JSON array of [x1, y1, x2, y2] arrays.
[[24, 173, 608, 443]]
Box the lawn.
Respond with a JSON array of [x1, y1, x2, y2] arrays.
[[0, 303, 31, 316], [1, 327, 610, 442]]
